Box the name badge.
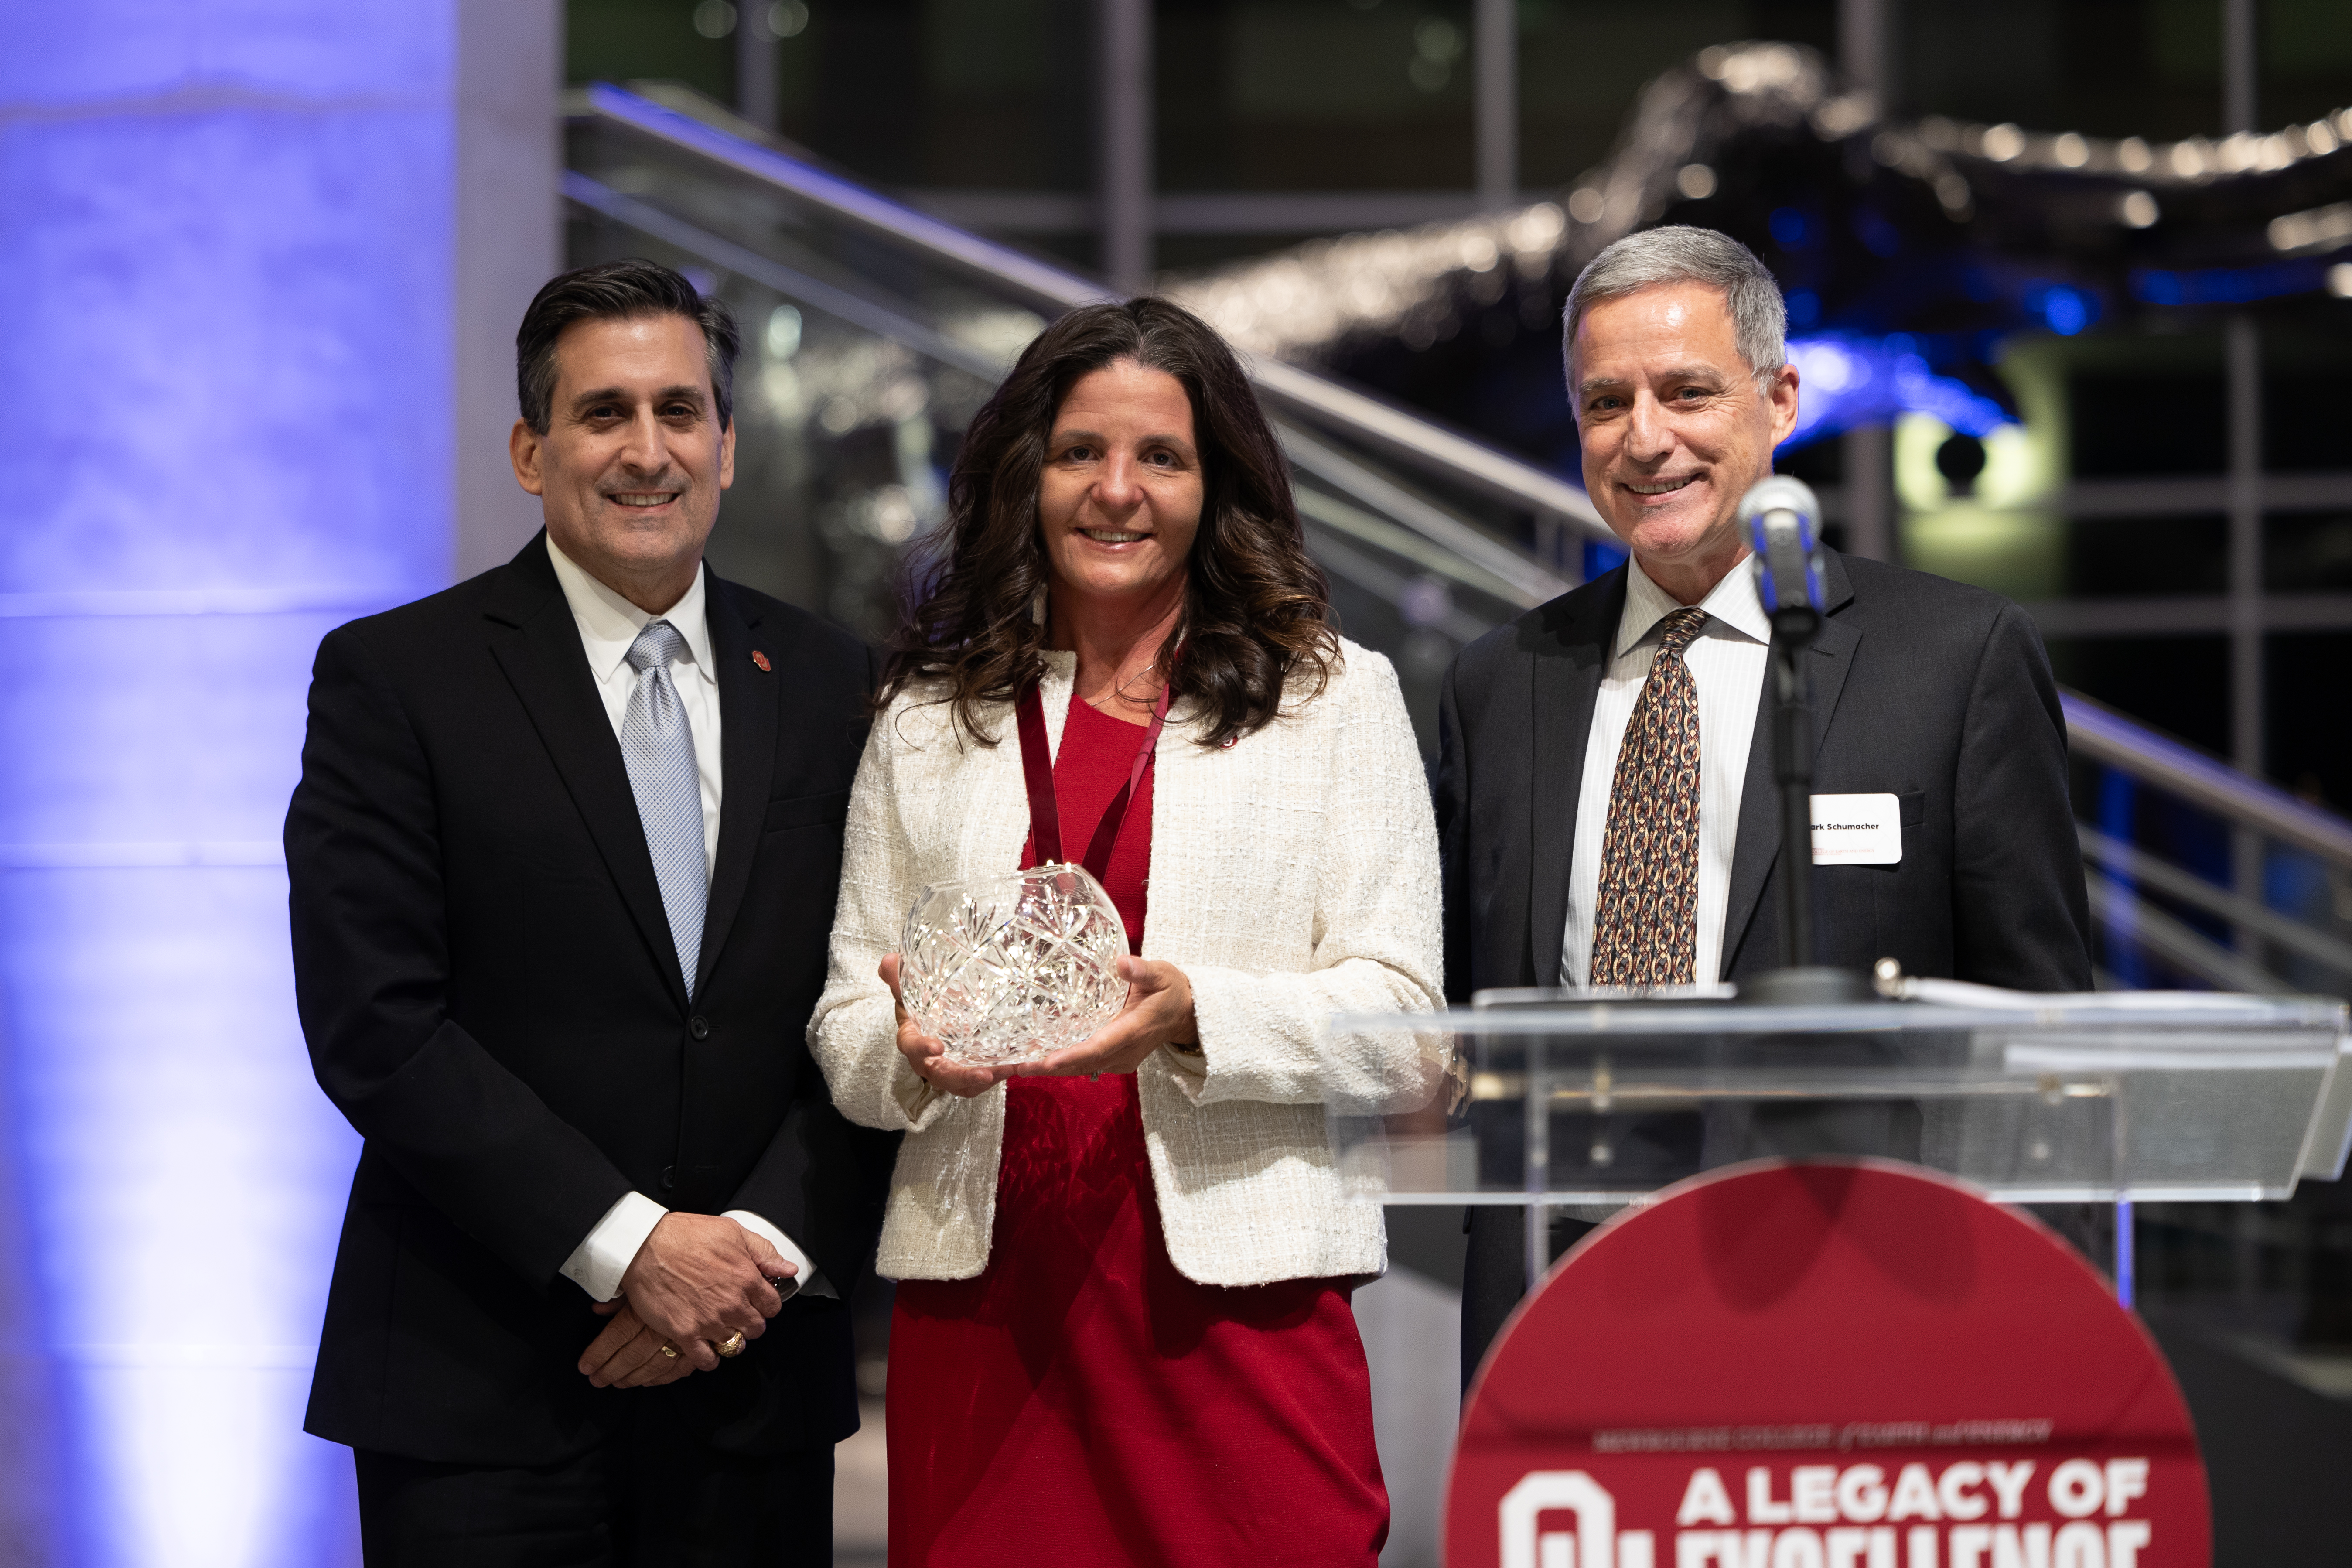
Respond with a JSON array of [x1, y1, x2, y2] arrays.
[[1811, 793, 1902, 865]]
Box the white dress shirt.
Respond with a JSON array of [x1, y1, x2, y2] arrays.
[[543, 536, 829, 1303], [1561, 557, 1770, 990]]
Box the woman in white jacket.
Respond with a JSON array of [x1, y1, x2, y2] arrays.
[[810, 298, 1441, 1567]]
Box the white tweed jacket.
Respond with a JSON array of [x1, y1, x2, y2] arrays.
[[809, 639, 1443, 1287]]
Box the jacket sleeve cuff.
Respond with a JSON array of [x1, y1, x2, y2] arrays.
[[892, 1054, 955, 1131], [558, 1190, 667, 1302], [722, 1209, 836, 1300]]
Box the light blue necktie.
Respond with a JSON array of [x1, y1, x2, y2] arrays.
[[621, 620, 707, 997]]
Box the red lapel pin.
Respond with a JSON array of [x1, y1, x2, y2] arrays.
[[751, 649, 771, 672]]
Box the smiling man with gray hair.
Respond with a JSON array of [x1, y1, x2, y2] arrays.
[[1436, 225, 2093, 1384]]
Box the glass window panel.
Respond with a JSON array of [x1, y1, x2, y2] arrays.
[[2048, 634, 2231, 759], [1159, 0, 1478, 192], [570, 0, 739, 106], [2262, 0, 2352, 128], [2066, 515, 2227, 598], [2071, 369, 2227, 477], [2264, 514, 2352, 593], [1518, 0, 1834, 188], [1901, 0, 2222, 142], [2264, 632, 2352, 811]]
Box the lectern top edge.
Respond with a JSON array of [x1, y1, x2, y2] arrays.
[[1326, 991, 2350, 1039]]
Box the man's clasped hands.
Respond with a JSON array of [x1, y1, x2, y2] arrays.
[[575, 1212, 796, 1389]]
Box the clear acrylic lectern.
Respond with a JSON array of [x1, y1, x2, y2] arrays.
[[1321, 978, 2352, 1300]]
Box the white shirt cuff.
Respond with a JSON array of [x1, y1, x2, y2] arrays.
[[559, 1190, 668, 1302], [723, 1209, 835, 1300]]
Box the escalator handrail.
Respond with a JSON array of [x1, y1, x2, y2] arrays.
[[1277, 424, 1576, 606], [2064, 690, 2352, 871], [2082, 868, 2294, 995], [2078, 823, 2352, 976], [561, 171, 1007, 381], [575, 82, 1610, 539]]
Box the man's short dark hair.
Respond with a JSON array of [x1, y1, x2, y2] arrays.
[[515, 259, 742, 436]]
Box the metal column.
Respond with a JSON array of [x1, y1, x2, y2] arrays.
[[1838, 0, 1895, 561], [737, 6, 778, 133], [1841, 425, 1895, 562], [2223, 0, 2260, 138], [2228, 319, 2265, 782], [2223, 0, 2266, 953], [1837, 0, 1892, 113], [1474, 0, 1517, 208], [1097, 0, 1153, 295]]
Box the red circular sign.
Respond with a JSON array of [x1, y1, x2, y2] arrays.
[[1450, 1160, 2207, 1568]]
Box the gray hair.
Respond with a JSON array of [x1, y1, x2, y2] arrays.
[[1562, 225, 1787, 396]]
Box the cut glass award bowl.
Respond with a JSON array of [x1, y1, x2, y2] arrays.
[[899, 864, 1131, 1066]]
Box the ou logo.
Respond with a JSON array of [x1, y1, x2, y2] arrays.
[[1499, 1472, 1656, 1568]]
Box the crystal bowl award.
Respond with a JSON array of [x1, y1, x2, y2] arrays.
[[898, 864, 1131, 1066]]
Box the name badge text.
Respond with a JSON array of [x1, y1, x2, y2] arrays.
[[1811, 793, 1902, 865]]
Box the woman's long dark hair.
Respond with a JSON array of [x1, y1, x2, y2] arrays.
[[879, 297, 1336, 748]]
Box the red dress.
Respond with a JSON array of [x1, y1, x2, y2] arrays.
[[886, 695, 1389, 1567]]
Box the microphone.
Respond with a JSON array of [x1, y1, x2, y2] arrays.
[[1734, 473, 1872, 1001], [1738, 475, 1826, 624]]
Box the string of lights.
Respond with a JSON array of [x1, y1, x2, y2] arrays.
[[1173, 41, 2352, 455]]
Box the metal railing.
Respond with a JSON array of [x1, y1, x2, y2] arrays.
[[566, 81, 2352, 1000], [577, 83, 1608, 551], [2063, 691, 2352, 870]]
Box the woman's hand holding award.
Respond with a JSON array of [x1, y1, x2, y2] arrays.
[[897, 864, 1130, 1068]]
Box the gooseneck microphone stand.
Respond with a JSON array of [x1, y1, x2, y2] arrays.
[[1737, 478, 1875, 1007]]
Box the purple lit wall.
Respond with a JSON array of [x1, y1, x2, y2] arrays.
[[0, 7, 552, 1565]]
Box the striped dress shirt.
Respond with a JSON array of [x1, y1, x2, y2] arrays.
[[1560, 556, 1771, 989]]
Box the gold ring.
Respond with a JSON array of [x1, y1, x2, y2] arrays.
[[714, 1331, 747, 1358], [658, 1341, 679, 1360]]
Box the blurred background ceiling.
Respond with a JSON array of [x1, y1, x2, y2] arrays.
[[567, 0, 2352, 807]]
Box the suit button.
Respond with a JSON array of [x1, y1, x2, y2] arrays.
[[659, 1165, 676, 1192], [689, 1016, 710, 1040]]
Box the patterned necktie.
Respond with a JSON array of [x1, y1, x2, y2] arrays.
[[1588, 606, 1708, 989], [621, 619, 707, 997]]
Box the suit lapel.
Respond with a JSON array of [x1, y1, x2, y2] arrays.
[[1719, 550, 1862, 976], [696, 576, 777, 995], [1527, 568, 1628, 988], [485, 535, 690, 1011]]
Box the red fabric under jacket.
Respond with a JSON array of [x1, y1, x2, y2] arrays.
[[885, 693, 1389, 1567]]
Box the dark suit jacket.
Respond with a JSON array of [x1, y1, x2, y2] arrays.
[[1441, 549, 2094, 1386], [1437, 548, 2093, 997], [286, 533, 898, 1465]]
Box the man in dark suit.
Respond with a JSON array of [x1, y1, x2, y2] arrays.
[[1440, 227, 2092, 1384], [286, 259, 896, 1561]]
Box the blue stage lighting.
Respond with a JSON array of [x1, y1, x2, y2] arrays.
[[2131, 257, 2339, 306], [1584, 537, 1632, 579], [3, 10, 454, 1564], [1852, 208, 1903, 259], [1782, 334, 2014, 447], [2031, 283, 2097, 336]]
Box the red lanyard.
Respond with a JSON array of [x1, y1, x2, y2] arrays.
[[1014, 676, 1171, 882]]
